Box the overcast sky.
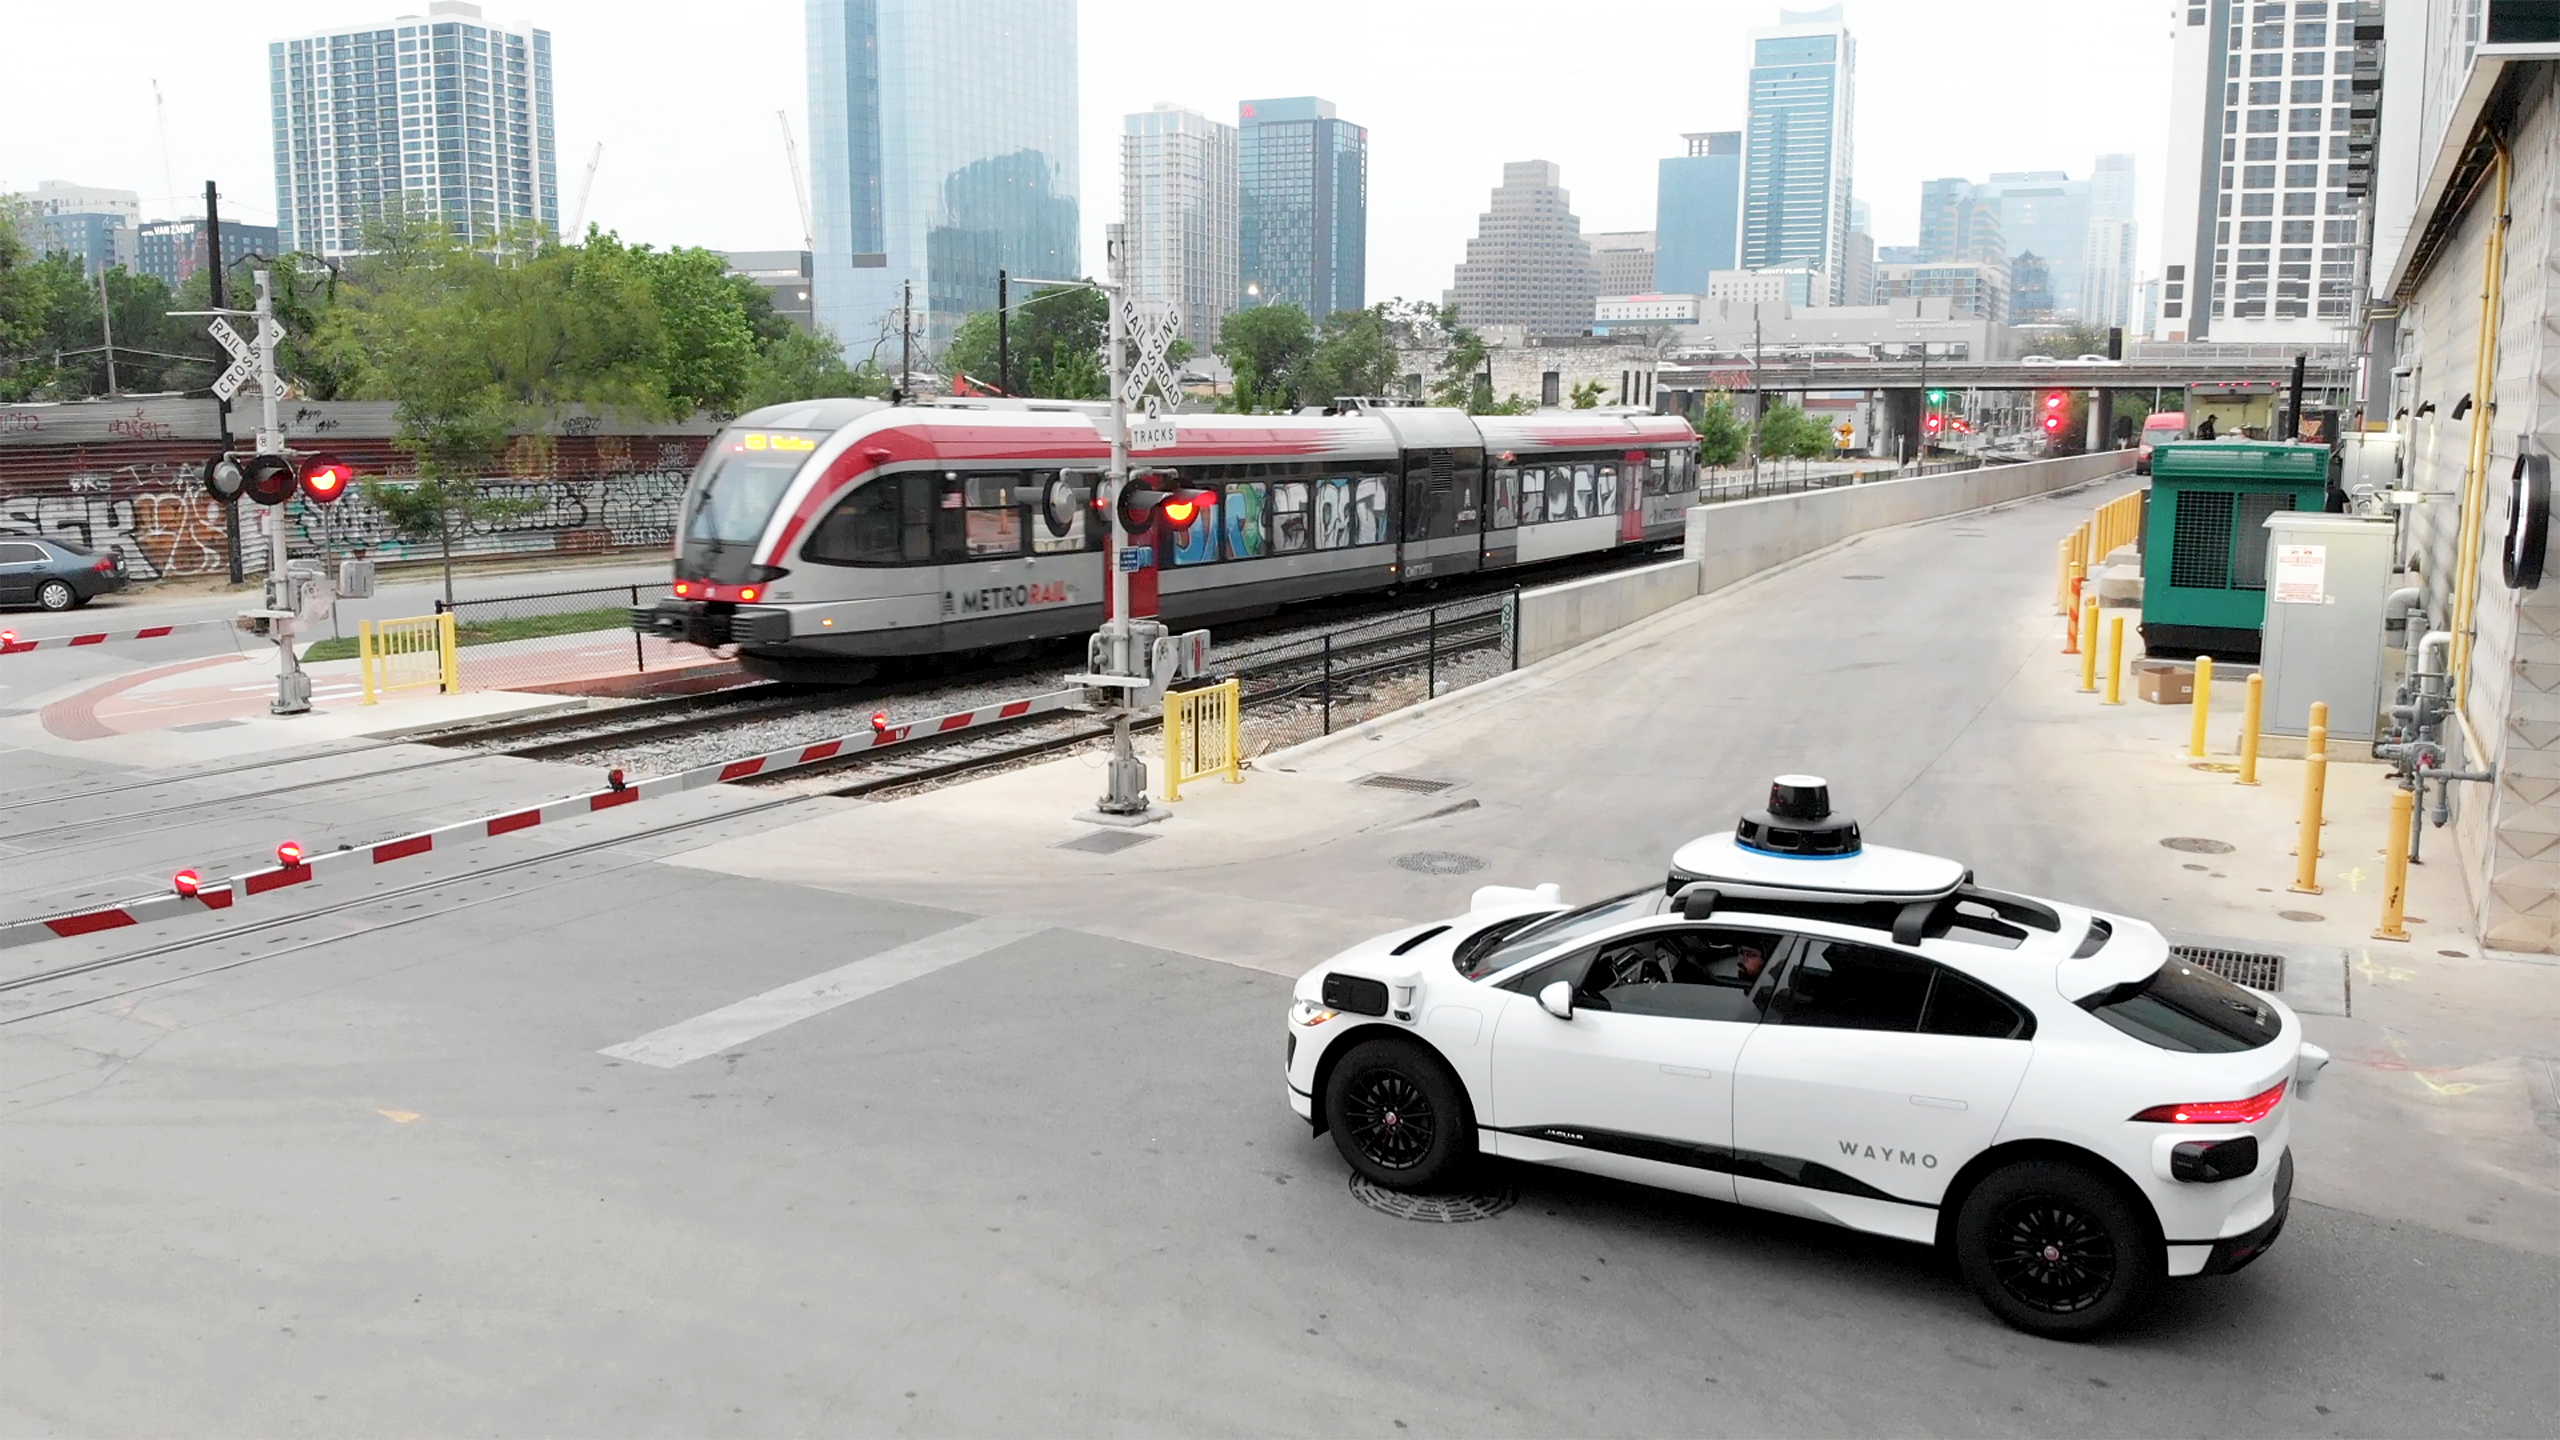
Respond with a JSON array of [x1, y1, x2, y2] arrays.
[[3, 0, 2176, 301]]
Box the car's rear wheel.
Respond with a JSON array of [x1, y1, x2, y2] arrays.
[[1323, 1038, 1472, 1191], [37, 579, 75, 612], [1955, 1159, 2161, 1339]]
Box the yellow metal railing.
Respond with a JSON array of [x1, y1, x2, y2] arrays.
[[360, 612, 459, 704], [2056, 490, 2147, 612], [1162, 678, 1243, 801]]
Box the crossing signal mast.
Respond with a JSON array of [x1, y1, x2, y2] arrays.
[[2041, 390, 2071, 439]]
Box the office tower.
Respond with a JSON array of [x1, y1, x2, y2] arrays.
[[1586, 231, 1658, 296], [1741, 6, 1856, 304], [8, 182, 139, 276], [270, 0, 557, 257], [1124, 104, 1239, 353], [2154, 0, 2378, 341], [724, 250, 815, 331], [807, 0, 1079, 348], [2082, 154, 2139, 327], [1447, 161, 1600, 338], [1842, 196, 1875, 305], [1238, 96, 1365, 319], [2009, 251, 2056, 321], [1655, 131, 1742, 293], [1875, 261, 2007, 322], [137, 218, 281, 291], [1918, 178, 2006, 267], [1979, 171, 2092, 317]]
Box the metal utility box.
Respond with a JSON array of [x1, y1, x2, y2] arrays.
[[2140, 441, 2332, 661], [2258, 512, 2396, 742]]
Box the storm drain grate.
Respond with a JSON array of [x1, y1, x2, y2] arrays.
[[1349, 1174, 1517, 1223], [1360, 774, 1457, 795], [1054, 830, 1158, 855], [1395, 851, 1487, 876], [2172, 944, 2286, 992]]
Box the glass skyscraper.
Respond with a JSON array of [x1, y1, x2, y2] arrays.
[[1740, 7, 1855, 305], [269, 0, 557, 257], [1654, 131, 1741, 295], [806, 0, 1079, 351], [1238, 96, 1365, 319]]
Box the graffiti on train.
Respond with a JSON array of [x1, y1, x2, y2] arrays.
[[0, 466, 689, 581]]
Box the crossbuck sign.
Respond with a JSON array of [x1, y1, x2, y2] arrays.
[[206, 315, 286, 404]]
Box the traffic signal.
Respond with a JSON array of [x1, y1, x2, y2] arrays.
[[201, 453, 245, 503], [2041, 391, 2070, 436], [1926, 389, 1948, 406], [298, 453, 354, 505], [1924, 413, 1944, 436], [1115, 474, 1211, 536], [242, 455, 297, 506]]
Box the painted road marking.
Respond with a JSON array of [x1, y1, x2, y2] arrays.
[[598, 916, 1045, 1069]]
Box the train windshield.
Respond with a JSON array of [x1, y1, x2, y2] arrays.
[[688, 430, 824, 547]]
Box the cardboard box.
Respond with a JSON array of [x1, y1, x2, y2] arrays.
[[2137, 665, 2195, 705]]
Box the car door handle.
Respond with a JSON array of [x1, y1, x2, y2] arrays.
[[1658, 1065, 1715, 1079], [1910, 1095, 1968, 1111]]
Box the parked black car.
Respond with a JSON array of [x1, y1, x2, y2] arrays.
[[0, 533, 128, 611]]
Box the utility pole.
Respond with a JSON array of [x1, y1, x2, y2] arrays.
[[176, 267, 310, 715], [997, 268, 1009, 397], [95, 269, 119, 398], [899, 278, 912, 402], [1749, 303, 1764, 490], [206, 180, 242, 583]]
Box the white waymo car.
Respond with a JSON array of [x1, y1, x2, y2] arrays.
[[1285, 777, 2328, 1338]]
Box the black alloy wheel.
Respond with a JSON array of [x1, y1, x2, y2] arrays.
[[1322, 1039, 1473, 1191], [1955, 1159, 2162, 1339], [37, 579, 75, 612]]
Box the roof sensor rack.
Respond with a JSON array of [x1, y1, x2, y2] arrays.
[[1735, 774, 1862, 856]]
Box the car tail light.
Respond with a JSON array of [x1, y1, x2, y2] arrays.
[[2129, 1079, 2287, 1124], [94, 555, 115, 573]]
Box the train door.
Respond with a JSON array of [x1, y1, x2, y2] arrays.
[[1396, 448, 1485, 582], [1617, 453, 1646, 545]]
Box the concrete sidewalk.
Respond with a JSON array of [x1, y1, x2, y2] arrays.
[[669, 476, 2560, 1262]]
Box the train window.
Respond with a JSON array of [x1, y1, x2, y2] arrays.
[[910, 475, 952, 562], [1646, 457, 1669, 496], [1518, 467, 1547, 524], [1171, 492, 1221, 565], [1593, 464, 1619, 517], [1491, 468, 1519, 529], [803, 479, 907, 566], [1030, 470, 1088, 555], [1546, 466, 1575, 520], [962, 475, 1024, 558], [1314, 478, 1356, 550], [1223, 483, 1269, 560], [1354, 477, 1390, 544], [1270, 481, 1312, 553]]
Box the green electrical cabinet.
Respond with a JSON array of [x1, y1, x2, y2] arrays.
[[2140, 441, 2332, 661]]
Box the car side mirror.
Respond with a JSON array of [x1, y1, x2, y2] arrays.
[[1537, 981, 1575, 1020]]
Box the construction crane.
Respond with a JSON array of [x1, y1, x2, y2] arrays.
[[778, 111, 814, 255], [567, 141, 604, 240]]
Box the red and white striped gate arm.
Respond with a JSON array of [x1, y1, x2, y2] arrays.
[[0, 619, 234, 655], [0, 687, 1083, 951]]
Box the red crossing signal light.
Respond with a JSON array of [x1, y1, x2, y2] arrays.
[[299, 453, 354, 505]]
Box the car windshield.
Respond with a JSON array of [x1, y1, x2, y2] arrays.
[[686, 430, 826, 546], [2079, 959, 2279, 1053], [1455, 887, 1660, 980]]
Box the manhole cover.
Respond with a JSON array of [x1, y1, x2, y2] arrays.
[[1349, 1174, 1516, 1223], [2277, 910, 2324, 924], [2173, 944, 2286, 991], [1395, 851, 1487, 876], [1054, 829, 1157, 854], [2161, 837, 2236, 854], [1360, 774, 1456, 795]]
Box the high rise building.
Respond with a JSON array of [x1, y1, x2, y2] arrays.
[[269, 1, 558, 258], [1238, 96, 1365, 319], [1654, 131, 1742, 293], [1446, 161, 1600, 339], [2081, 154, 2139, 328], [1977, 171, 2092, 318], [2154, 0, 2378, 342], [8, 181, 139, 277], [137, 218, 281, 291], [1123, 105, 1239, 353], [1585, 231, 1658, 297], [1918, 178, 2006, 267], [807, 0, 1080, 349], [1741, 6, 1856, 304], [1843, 196, 1876, 305], [1876, 261, 2007, 322], [724, 250, 815, 331]]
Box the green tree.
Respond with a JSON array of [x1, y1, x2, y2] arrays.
[[1569, 378, 1609, 410], [1755, 399, 1829, 464], [1693, 392, 1748, 468], [944, 285, 1108, 399], [1215, 302, 1314, 412], [1427, 307, 1490, 411], [2019, 319, 2118, 358], [1291, 303, 1400, 407]]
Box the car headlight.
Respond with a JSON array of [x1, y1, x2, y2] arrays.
[[1290, 999, 1339, 1027]]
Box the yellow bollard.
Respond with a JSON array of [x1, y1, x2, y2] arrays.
[[2237, 672, 2264, 785], [359, 619, 378, 705], [2307, 700, 2328, 757], [2103, 614, 2125, 705], [2373, 786, 2415, 941], [2079, 598, 2101, 692], [2062, 564, 2086, 652], [2187, 655, 2213, 757], [2056, 538, 2074, 613], [2290, 724, 2328, 893]]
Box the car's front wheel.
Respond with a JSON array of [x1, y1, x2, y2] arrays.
[[1323, 1038, 1473, 1191], [36, 579, 76, 612], [1955, 1159, 2162, 1339]]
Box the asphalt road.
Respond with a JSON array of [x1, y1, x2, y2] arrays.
[[1, 861, 2552, 1437]]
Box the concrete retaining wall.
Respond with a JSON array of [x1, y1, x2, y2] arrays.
[[1514, 451, 2134, 665]]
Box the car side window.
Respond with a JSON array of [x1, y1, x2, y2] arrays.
[[1585, 926, 1784, 1022], [1775, 938, 1932, 1031], [1923, 969, 2036, 1040], [0, 542, 44, 563]]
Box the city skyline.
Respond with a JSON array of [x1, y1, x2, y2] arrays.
[[0, 1, 2173, 317]]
